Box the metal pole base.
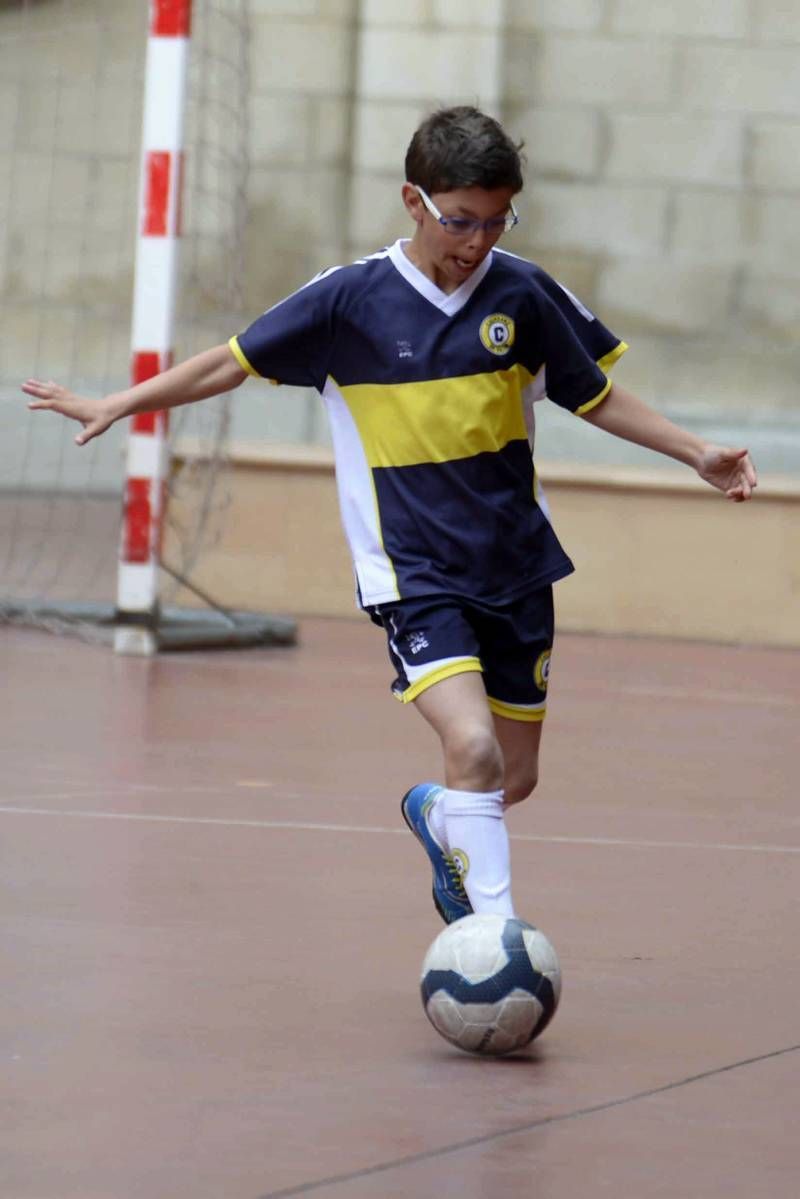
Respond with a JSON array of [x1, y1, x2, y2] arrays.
[[114, 625, 159, 656]]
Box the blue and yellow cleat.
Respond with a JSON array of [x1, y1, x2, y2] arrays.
[[401, 783, 473, 925]]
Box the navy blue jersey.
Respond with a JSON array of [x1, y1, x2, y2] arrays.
[[230, 241, 627, 608]]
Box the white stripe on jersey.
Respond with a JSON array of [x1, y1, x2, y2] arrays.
[[556, 282, 595, 322], [259, 248, 392, 318], [494, 248, 597, 322], [321, 377, 399, 607]]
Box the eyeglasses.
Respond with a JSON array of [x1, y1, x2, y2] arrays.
[[414, 185, 519, 237]]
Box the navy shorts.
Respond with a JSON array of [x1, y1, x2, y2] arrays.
[[369, 587, 554, 722]]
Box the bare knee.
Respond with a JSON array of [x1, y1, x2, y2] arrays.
[[443, 725, 503, 792], [504, 766, 539, 806]]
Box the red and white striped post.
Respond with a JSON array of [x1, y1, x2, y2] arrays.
[[115, 0, 192, 655]]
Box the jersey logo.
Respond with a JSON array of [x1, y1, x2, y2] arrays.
[[480, 313, 515, 355], [533, 649, 551, 691]]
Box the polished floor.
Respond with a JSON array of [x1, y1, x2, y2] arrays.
[[2, 618, 798, 1198]]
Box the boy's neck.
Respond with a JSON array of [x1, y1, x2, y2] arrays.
[[402, 234, 462, 295]]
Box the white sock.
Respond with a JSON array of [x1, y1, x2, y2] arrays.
[[442, 788, 514, 916]]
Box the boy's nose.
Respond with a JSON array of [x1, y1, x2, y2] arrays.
[[464, 223, 497, 254]]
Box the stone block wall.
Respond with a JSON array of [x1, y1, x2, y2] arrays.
[[1, 0, 798, 466], [244, 0, 799, 462], [501, 1, 799, 442]]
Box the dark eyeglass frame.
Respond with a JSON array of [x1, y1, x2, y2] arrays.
[[413, 184, 519, 236]]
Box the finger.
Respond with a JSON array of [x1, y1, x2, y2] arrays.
[[76, 421, 105, 446], [22, 381, 51, 398]]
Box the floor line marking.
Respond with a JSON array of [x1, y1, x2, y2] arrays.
[[0, 783, 246, 804], [0, 805, 797, 855], [256, 1042, 800, 1198]]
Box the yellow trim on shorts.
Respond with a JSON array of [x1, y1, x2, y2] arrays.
[[487, 696, 547, 723], [397, 658, 482, 704]]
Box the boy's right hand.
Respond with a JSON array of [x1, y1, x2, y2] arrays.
[[22, 379, 118, 446]]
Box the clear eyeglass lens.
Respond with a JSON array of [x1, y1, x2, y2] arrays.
[[415, 186, 518, 236], [442, 218, 480, 235], [441, 214, 517, 236]]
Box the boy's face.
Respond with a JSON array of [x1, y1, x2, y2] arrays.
[[401, 183, 518, 294]]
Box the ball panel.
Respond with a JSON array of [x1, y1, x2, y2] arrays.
[[420, 914, 562, 1056], [425, 992, 466, 1043], [521, 926, 561, 979], [453, 914, 509, 983]]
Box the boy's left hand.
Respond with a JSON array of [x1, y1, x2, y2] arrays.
[[697, 446, 757, 502]]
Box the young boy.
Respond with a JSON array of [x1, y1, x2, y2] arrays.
[[23, 107, 756, 926]]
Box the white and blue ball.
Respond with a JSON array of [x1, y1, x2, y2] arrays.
[[420, 914, 561, 1056]]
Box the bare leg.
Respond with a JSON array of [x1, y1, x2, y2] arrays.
[[492, 713, 544, 805], [412, 671, 503, 792]]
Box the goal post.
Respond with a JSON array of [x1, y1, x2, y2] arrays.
[[0, 0, 296, 654], [116, 0, 191, 656]]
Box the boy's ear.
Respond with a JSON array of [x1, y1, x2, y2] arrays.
[[401, 183, 424, 225]]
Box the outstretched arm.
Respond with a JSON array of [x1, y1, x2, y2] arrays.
[[23, 343, 247, 447], [582, 383, 757, 502]]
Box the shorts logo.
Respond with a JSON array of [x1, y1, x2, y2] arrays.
[[407, 630, 429, 655], [533, 649, 551, 691], [479, 313, 515, 355]]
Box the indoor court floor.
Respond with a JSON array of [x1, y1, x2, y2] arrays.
[[2, 616, 798, 1198]]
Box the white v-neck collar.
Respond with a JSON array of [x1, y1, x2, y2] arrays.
[[388, 239, 493, 317]]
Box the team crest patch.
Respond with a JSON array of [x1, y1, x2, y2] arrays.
[[480, 313, 515, 355], [533, 649, 551, 691]]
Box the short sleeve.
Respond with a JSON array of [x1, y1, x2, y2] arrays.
[[529, 273, 627, 415], [229, 269, 343, 391]]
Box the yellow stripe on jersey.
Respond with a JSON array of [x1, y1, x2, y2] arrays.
[[574, 339, 629, 416], [338, 364, 535, 469], [228, 335, 259, 376], [575, 376, 612, 417], [597, 340, 629, 374], [228, 335, 278, 384]]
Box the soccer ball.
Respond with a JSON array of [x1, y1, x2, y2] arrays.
[[420, 913, 561, 1056]]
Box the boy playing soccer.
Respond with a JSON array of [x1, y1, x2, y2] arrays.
[[23, 107, 756, 926]]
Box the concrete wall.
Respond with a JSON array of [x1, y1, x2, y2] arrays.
[[167, 447, 800, 647], [0, 1, 797, 639], [2, 0, 798, 461], [242, 0, 800, 466]]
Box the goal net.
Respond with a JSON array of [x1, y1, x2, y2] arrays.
[[0, 0, 294, 649]]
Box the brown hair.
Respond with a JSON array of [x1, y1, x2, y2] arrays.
[[405, 106, 524, 195]]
